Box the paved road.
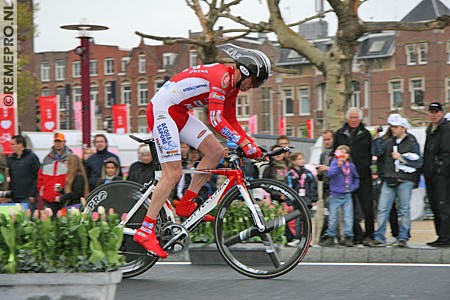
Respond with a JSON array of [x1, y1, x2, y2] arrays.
[[116, 262, 450, 300]]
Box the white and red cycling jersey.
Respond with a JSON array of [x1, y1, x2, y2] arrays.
[[147, 63, 253, 163]]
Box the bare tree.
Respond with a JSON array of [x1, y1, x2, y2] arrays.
[[223, 0, 450, 129], [137, 0, 450, 130], [136, 0, 253, 64]]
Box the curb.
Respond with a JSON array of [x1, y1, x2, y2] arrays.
[[164, 244, 450, 264]]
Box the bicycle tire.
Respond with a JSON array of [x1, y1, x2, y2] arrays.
[[214, 178, 312, 279], [84, 180, 167, 278]]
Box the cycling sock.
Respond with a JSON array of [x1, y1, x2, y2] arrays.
[[134, 216, 168, 258], [180, 189, 198, 202]]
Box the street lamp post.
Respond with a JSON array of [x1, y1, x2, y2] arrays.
[[60, 23, 108, 147]]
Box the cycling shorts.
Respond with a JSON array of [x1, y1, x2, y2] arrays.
[[148, 105, 212, 163]]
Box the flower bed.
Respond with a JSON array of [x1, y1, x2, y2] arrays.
[[0, 205, 124, 274]]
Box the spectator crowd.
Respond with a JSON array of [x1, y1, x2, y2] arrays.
[[1, 102, 450, 248]]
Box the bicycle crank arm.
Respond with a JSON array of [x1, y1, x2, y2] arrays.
[[224, 209, 302, 246]]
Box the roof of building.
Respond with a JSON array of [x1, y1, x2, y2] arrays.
[[401, 0, 450, 22], [357, 32, 396, 60], [276, 38, 333, 66]]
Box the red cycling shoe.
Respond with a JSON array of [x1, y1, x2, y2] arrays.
[[134, 228, 168, 258], [176, 200, 215, 222]]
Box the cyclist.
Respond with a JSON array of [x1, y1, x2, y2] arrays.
[[134, 43, 271, 258]]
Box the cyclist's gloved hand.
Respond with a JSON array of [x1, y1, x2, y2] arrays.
[[242, 143, 262, 159]]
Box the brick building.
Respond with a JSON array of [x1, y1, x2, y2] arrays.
[[31, 0, 450, 137]]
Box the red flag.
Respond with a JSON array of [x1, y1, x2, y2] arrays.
[[279, 117, 285, 135], [112, 104, 129, 134], [39, 96, 59, 132], [306, 119, 314, 139]]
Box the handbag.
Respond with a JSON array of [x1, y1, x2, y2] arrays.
[[385, 177, 399, 187]]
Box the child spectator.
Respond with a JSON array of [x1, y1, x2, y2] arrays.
[[96, 157, 122, 187], [54, 154, 89, 214], [263, 145, 289, 202], [285, 152, 318, 246], [320, 145, 359, 247]]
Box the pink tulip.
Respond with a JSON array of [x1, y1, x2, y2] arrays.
[[121, 213, 128, 222], [91, 212, 99, 221]]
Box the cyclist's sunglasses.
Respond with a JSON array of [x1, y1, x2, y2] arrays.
[[251, 76, 266, 88]]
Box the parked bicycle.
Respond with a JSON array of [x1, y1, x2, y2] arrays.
[[84, 135, 311, 279]]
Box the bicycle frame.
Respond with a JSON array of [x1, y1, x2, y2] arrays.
[[120, 161, 267, 239]]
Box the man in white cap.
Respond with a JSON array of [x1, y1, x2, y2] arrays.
[[369, 116, 422, 247]]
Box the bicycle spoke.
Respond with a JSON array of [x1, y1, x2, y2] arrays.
[[261, 233, 281, 268]]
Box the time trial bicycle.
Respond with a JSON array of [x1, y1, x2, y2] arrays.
[[83, 135, 311, 279]]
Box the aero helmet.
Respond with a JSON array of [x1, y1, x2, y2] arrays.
[[217, 43, 271, 88]]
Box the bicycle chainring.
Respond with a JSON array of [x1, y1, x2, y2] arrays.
[[160, 223, 190, 254]]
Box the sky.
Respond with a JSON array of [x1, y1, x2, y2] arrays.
[[34, 0, 450, 52]]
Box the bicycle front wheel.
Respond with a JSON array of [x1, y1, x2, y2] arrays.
[[215, 178, 312, 279], [85, 180, 167, 278]]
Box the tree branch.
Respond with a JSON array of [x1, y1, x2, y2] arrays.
[[364, 15, 450, 32], [286, 9, 334, 27], [135, 31, 207, 47]]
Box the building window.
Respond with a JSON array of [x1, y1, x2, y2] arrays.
[[189, 50, 197, 67], [154, 79, 164, 94], [417, 43, 427, 64], [41, 88, 51, 96], [389, 79, 403, 109], [138, 54, 146, 73], [299, 87, 310, 116], [72, 61, 80, 78], [406, 44, 416, 65], [91, 84, 100, 114], [410, 78, 424, 107], [350, 81, 361, 108], [121, 57, 130, 73], [56, 87, 66, 110], [163, 53, 176, 68], [138, 81, 148, 105], [286, 125, 295, 137], [316, 83, 325, 111], [105, 82, 113, 107], [73, 86, 81, 102], [447, 41, 450, 64], [138, 113, 147, 133], [55, 60, 65, 81], [121, 82, 131, 104], [261, 87, 272, 134], [104, 58, 114, 75], [90, 60, 98, 76], [446, 78, 450, 104], [41, 61, 50, 81], [283, 88, 294, 116], [236, 95, 249, 117]]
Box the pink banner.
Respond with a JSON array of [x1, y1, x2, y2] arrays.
[[112, 104, 129, 134], [74, 101, 82, 130], [248, 115, 257, 135], [39, 96, 59, 132], [0, 106, 17, 154]]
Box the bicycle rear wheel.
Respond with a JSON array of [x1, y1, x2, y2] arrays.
[[85, 180, 167, 278], [215, 178, 312, 279]]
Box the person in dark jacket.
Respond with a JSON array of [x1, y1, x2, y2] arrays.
[[85, 134, 122, 190], [7, 135, 40, 213], [370, 116, 422, 248], [54, 154, 89, 215], [423, 102, 450, 247], [332, 107, 373, 245], [127, 144, 156, 185]]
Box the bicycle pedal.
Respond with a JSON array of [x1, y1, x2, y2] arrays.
[[160, 223, 190, 254]]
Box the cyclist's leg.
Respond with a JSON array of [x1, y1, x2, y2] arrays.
[[176, 115, 224, 220], [134, 103, 183, 258]]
